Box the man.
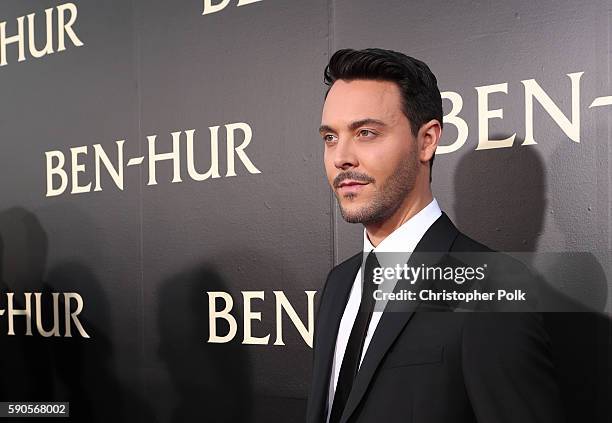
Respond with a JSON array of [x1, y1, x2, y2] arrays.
[[306, 48, 563, 423]]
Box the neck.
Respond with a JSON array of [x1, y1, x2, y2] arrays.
[[365, 188, 433, 248]]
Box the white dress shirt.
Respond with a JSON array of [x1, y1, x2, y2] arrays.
[[326, 198, 442, 422]]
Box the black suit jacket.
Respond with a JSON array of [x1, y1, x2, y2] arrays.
[[306, 212, 564, 423]]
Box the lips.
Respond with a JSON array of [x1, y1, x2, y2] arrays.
[[338, 180, 368, 188], [337, 180, 369, 194]]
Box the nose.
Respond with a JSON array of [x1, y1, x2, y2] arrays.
[[333, 137, 358, 170]]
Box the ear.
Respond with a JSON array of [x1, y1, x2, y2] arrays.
[[417, 119, 442, 164]]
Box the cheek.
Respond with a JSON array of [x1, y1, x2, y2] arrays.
[[360, 143, 408, 181]]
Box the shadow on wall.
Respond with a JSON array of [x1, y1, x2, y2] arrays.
[[0, 208, 54, 405], [0, 207, 155, 423], [157, 265, 252, 422], [47, 261, 156, 422], [452, 137, 546, 252], [453, 138, 611, 422]]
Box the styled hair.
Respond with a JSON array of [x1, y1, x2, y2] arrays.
[[323, 48, 443, 181]]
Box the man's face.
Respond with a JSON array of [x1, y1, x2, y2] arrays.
[[320, 79, 419, 224]]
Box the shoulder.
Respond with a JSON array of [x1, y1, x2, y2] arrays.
[[450, 229, 534, 278], [329, 251, 362, 276], [320, 252, 361, 295], [316, 252, 361, 311], [450, 231, 495, 253], [448, 229, 538, 310], [451, 232, 531, 272]]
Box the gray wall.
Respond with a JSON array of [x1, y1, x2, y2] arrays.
[[0, 0, 610, 421]]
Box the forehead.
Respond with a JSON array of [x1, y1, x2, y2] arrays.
[[321, 79, 403, 124]]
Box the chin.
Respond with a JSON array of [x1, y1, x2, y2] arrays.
[[338, 205, 368, 224]]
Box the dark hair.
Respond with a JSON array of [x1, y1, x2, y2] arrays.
[[323, 48, 442, 182]]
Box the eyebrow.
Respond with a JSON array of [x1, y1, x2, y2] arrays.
[[318, 118, 387, 135]]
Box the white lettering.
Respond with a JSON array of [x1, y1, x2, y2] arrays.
[[475, 82, 516, 150], [522, 72, 583, 144]]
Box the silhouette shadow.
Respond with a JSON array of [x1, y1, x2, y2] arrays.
[[0, 207, 54, 409], [0, 207, 155, 422], [453, 138, 611, 422], [47, 261, 156, 422], [157, 264, 253, 422]]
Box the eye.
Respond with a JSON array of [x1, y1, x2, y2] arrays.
[[323, 134, 338, 143], [358, 129, 377, 138]]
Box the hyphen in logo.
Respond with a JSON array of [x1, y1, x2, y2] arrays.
[[202, 0, 263, 15], [0, 2, 83, 68]]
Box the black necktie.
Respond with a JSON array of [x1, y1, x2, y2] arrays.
[[329, 251, 380, 423]]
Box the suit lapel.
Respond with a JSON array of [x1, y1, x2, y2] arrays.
[[340, 212, 459, 423], [308, 252, 362, 423]]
